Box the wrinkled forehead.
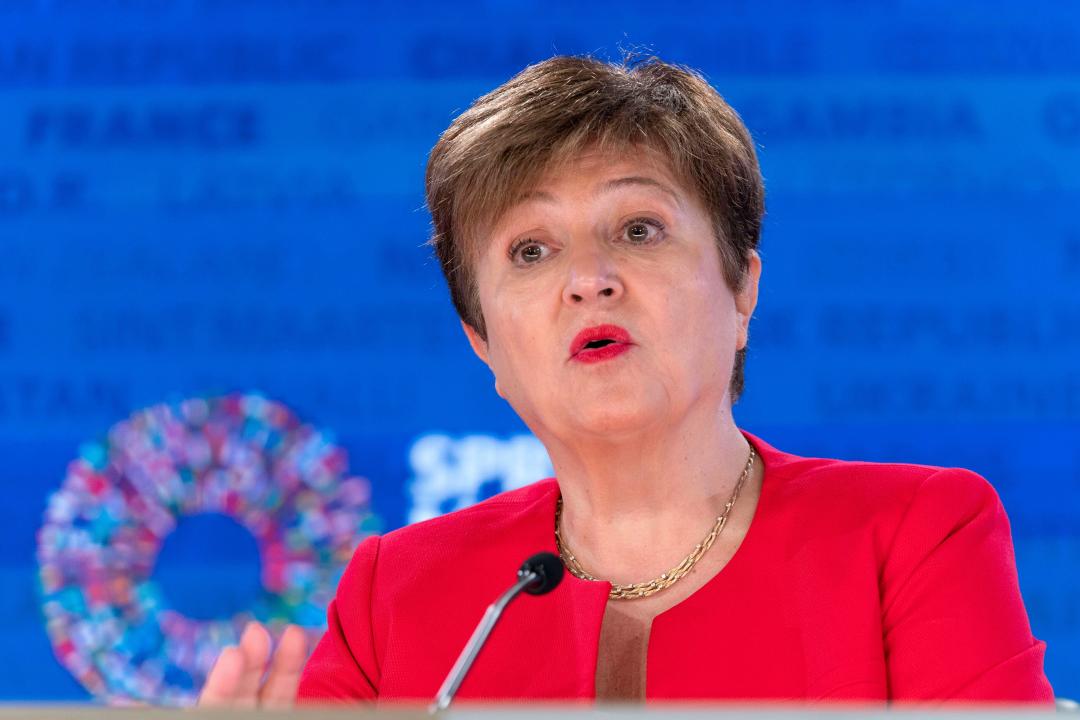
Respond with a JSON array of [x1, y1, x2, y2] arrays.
[[460, 140, 690, 261]]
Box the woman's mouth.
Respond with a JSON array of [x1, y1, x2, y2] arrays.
[[569, 324, 634, 363]]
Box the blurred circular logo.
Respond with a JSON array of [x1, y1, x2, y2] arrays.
[[36, 393, 379, 705]]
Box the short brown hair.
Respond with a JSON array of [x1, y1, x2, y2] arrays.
[[425, 55, 764, 402]]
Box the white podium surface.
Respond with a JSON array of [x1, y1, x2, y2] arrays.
[[0, 705, 1073, 719]]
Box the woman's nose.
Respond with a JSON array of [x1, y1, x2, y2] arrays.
[[561, 248, 624, 306]]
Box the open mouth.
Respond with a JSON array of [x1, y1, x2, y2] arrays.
[[569, 324, 634, 362]]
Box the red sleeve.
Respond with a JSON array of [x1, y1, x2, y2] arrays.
[[881, 467, 1054, 703], [297, 535, 382, 704]]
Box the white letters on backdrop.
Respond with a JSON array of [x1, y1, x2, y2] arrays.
[[408, 434, 554, 524]]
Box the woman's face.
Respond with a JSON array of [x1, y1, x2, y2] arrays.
[[462, 147, 761, 443]]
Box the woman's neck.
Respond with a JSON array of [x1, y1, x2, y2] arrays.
[[541, 405, 756, 585]]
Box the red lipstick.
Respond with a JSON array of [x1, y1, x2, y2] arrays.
[[569, 324, 634, 363]]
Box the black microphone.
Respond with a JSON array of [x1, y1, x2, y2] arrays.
[[430, 552, 564, 712], [519, 551, 564, 595]]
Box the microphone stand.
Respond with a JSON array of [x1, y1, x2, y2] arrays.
[[429, 569, 539, 713]]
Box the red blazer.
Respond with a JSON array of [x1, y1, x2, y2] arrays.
[[298, 432, 1053, 704]]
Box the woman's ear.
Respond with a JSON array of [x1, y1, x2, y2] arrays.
[[460, 320, 491, 366], [735, 251, 762, 349], [461, 320, 506, 398]]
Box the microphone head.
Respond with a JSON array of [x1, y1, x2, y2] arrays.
[[519, 552, 564, 595]]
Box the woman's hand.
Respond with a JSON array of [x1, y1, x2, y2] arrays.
[[198, 622, 308, 709]]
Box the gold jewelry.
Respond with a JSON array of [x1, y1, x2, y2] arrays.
[[554, 444, 755, 600]]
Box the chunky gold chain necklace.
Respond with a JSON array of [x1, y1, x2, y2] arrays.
[[554, 445, 755, 600]]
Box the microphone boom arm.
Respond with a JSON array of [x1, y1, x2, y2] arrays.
[[430, 570, 539, 712]]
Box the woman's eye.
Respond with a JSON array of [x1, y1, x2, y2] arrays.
[[622, 219, 663, 244], [510, 240, 548, 264]]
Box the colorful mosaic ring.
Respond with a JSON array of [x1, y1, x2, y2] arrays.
[[36, 393, 377, 705]]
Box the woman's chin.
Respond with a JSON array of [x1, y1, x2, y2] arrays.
[[563, 402, 664, 440]]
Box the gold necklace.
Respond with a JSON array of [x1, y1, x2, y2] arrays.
[[554, 445, 755, 600]]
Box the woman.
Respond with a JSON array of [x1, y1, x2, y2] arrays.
[[199, 55, 1053, 706]]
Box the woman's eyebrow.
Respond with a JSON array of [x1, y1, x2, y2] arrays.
[[515, 189, 557, 204], [509, 176, 682, 210], [598, 176, 683, 207]]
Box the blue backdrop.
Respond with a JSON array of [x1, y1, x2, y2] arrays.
[[2, 0, 1077, 702]]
